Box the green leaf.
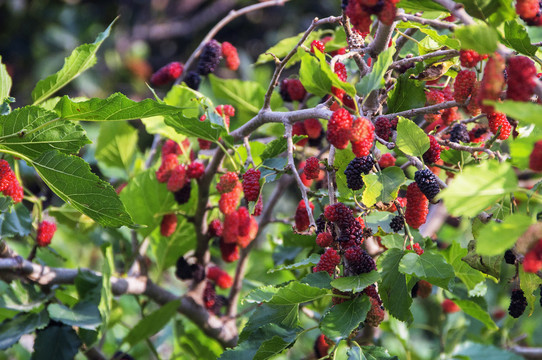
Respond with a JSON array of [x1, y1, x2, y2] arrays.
[[519, 268, 542, 316], [397, 0, 446, 11], [476, 214, 533, 256], [387, 74, 426, 113], [442, 241, 486, 293], [123, 300, 180, 347], [299, 49, 356, 99], [452, 341, 523, 360], [502, 20, 538, 56], [320, 296, 371, 340], [335, 148, 357, 198], [54, 93, 183, 121], [253, 336, 293, 360], [31, 19, 116, 105], [0, 106, 90, 160], [31, 323, 81, 360], [462, 240, 501, 279], [300, 271, 333, 289], [47, 302, 101, 330], [268, 253, 321, 273], [165, 113, 222, 142], [95, 121, 138, 172], [397, 22, 460, 50], [453, 299, 498, 330], [0, 311, 49, 350], [377, 248, 412, 322], [331, 271, 380, 292], [456, 0, 514, 23], [0, 56, 11, 102], [74, 270, 102, 305], [255, 31, 323, 66], [32, 150, 133, 228], [241, 304, 299, 336], [438, 161, 517, 217], [398, 251, 454, 289], [455, 24, 498, 54], [152, 217, 196, 274], [492, 100, 542, 126], [245, 286, 280, 304], [395, 117, 430, 157], [260, 137, 290, 160], [228, 325, 300, 360], [268, 281, 329, 305], [356, 47, 394, 96], [99, 243, 114, 329], [119, 169, 176, 236], [0, 202, 32, 238], [359, 345, 399, 360], [362, 167, 406, 207]]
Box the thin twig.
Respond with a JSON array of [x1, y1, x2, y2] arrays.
[[390, 49, 459, 69], [327, 146, 337, 205], [432, 0, 475, 25], [436, 139, 495, 159], [380, 100, 460, 120], [395, 14, 457, 30], [175, 0, 289, 85]]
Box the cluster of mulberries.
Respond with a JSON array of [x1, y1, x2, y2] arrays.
[[223, 206, 259, 248], [487, 112, 511, 140], [414, 169, 440, 201], [150, 62, 183, 86], [36, 220, 57, 247], [344, 156, 375, 190], [280, 78, 307, 102], [529, 140, 542, 171], [0, 159, 23, 203], [523, 238, 542, 273], [295, 200, 315, 232], [405, 183, 429, 229], [198, 40, 222, 75], [506, 56, 537, 102], [345, 0, 400, 34], [477, 53, 505, 114], [155, 139, 201, 205], [423, 135, 441, 164], [508, 289, 528, 318], [459, 50, 487, 68]]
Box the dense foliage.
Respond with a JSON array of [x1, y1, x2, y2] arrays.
[[1, 0, 542, 359]]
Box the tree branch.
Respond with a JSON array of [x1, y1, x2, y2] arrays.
[[381, 100, 460, 120], [395, 14, 457, 30], [390, 49, 459, 69], [432, 0, 475, 25], [436, 139, 496, 159]]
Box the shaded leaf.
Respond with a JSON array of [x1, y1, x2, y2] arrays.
[[95, 121, 138, 172], [462, 240, 501, 279], [377, 248, 412, 322], [300, 272, 333, 289], [476, 214, 533, 256], [455, 24, 498, 54], [123, 300, 180, 346], [268, 253, 321, 273], [453, 299, 498, 330], [387, 74, 426, 113], [0, 311, 49, 350], [0, 56, 11, 102], [398, 252, 454, 289], [0, 202, 32, 238], [268, 281, 329, 305], [32, 151, 133, 228], [442, 241, 486, 293], [519, 268, 542, 316], [47, 302, 101, 330], [320, 296, 371, 340], [452, 341, 523, 360], [331, 271, 380, 293], [502, 20, 538, 56], [357, 47, 394, 96]]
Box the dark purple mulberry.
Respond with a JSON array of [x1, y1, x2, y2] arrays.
[[198, 40, 222, 76], [414, 169, 440, 201]]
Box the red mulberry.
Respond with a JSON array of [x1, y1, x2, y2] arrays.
[[374, 117, 392, 141], [316, 232, 333, 248], [280, 78, 306, 102], [150, 62, 183, 86], [304, 157, 320, 180], [453, 70, 477, 103], [304, 118, 322, 139], [220, 238, 240, 263], [378, 153, 396, 168], [529, 140, 542, 171], [327, 108, 353, 149], [208, 219, 223, 237], [218, 182, 242, 215], [216, 172, 239, 194], [36, 221, 56, 247], [160, 214, 177, 237], [221, 41, 240, 71], [187, 162, 205, 179], [167, 165, 187, 192], [506, 56, 537, 102], [295, 199, 314, 231], [442, 299, 460, 313], [162, 139, 181, 157], [313, 248, 341, 276], [405, 183, 428, 229], [242, 168, 261, 202], [423, 135, 441, 164], [460, 50, 483, 68], [156, 154, 179, 183], [487, 112, 511, 140], [198, 40, 222, 75], [477, 53, 505, 114]]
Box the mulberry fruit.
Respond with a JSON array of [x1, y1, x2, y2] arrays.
[[204, 281, 217, 309], [220, 238, 239, 263], [406, 242, 424, 255], [453, 70, 477, 103], [477, 53, 505, 113], [423, 135, 441, 164], [405, 183, 429, 229], [208, 219, 223, 237], [414, 169, 440, 201], [508, 289, 528, 318], [344, 156, 374, 190], [292, 122, 309, 147], [314, 334, 331, 358], [378, 153, 396, 168], [223, 211, 240, 243], [350, 116, 375, 150], [156, 154, 179, 183], [523, 239, 542, 273], [160, 214, 177, 237], [198, 40, 222, 75], [173, 182, 192, 205], [460, 49, 483, 68], [167, 165, 187, 192], [304, 118, 323, 139], [487, 112, 511, 140], [304, 157, 320, 180], [375, 117, 392, 141], [237, 216, 258, 248], [327, 108, 353, 149], [316, 232, 333, 248], [36, 221, 56, 247], [506, 56, 537, 102], [516, 0, 540, 20], [365, 297, 385, 327], [324, 202, 353, 226], [378, 0, 397, 25], [242, 168, 261, 201], [162, 139, 181, 157], [390, 215, 404, 232], [4, 180, 23, 203], [280, 79, 306, 102], [217, 172, 239, 194], [0, 160, 15, 192], [187, 162, 205, 179], [221, 41, 240, 71], [218, 182, 241, 214], [529, 140, 542, 171], [311, 40, 325, 53], [313, 248, 341, 276], [504, 249, 516, 265], [442, 299, 460, 313], [344, 247, 376, 274], [449, 124, 470, 143], [150, 62, 183, 86], [185, 71, 201, 90], [253, 196, 263, 216], [295, 199, 314, 231], [207, 266, 233, 289], [412, 280, 432, 298]]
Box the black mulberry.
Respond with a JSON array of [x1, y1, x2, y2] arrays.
[[414, 169, 440, 201]]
